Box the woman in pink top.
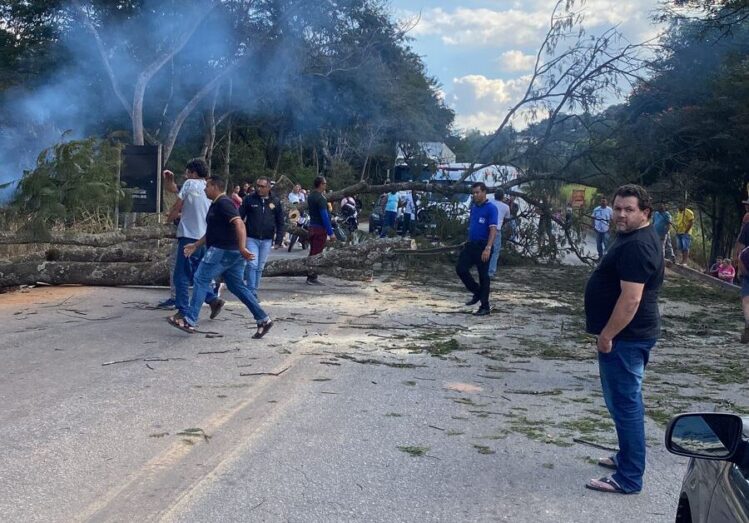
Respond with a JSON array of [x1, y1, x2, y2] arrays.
[[718, 259, 736, 283]]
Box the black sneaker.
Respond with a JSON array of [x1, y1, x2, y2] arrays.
[[209, 298, 225, 319], [156, 298, 176, 310], [473, 307, 491, 316], [306, 278, 323, 286], [465, 295, 480, 306]]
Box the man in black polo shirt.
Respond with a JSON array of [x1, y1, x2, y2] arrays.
[[167, 176, 273, 339], [583, 184, 664, 495], [456, 182, 498, 316]]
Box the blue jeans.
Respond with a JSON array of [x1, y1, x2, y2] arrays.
[[676, 233, 691, 252], [508, 219, 518, 242], [174, 237, 217, 316], [381, 211, 397, 237], [244, 237, 272, 295], [184, 247, 269, 327], [598, 338, 656, 493], [488, 229, 502, 277], [596, 231, 610, 257]]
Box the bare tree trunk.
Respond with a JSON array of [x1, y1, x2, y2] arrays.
[[273, 126, 285, 176], [201, 89, 219, 168], [360, 155, 370, 181], [223, 116, 232, 180]]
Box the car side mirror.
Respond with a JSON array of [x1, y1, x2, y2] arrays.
[[666, 413, 744, 461]]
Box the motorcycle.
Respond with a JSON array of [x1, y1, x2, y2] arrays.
[[334, 200, 359, 242], [287, 208, 310, 252]]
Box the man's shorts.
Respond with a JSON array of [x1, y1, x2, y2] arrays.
[[741, 275, 749, 298], [676, 233, 691, 252]]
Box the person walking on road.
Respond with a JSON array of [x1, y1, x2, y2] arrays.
[[652, 203, 675, 262], [380, 190, 399, 237], [240, 176, 285, 296], [674, 203, 695, 265], [592, 197, 613, 259], [456, 182, 498, 317], [583, 184, 664, 495], [164, 158, 224, 320], [306, 176, 335, 285], [488, 189, 511, 278], [168, 176, 272, 339]]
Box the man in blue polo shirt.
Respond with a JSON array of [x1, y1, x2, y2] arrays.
[[456, 182, 498, 316]]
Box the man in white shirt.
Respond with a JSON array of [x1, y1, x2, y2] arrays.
[[288, 184, 306, 204], [592, 196, 614, 259], [488, 189, 512, 278], [164, 158, 223, 319], [398, 190, 416, 236]]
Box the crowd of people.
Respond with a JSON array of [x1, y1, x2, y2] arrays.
[[158, 158, 342, 339], [157, 163, 749, 495]]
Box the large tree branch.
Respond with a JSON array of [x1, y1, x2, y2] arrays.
[[71, 0, 132, 118]]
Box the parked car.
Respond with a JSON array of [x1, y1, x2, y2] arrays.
[[665, 412, 749, 522]]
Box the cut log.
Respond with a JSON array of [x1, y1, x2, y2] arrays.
[[45, 245, 171, 263], [0, 259, 171, 288], [0, 238, 413, 288], [0, 225, 176, 246]]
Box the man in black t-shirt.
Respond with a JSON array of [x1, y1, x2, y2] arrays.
[[306, 176, 335, 285], [734, 221, 749, 342], [167, 176, 273, 339], [583, 184, 664, 496]]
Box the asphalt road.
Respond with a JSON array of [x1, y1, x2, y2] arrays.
[[0, 264, 694, 523]]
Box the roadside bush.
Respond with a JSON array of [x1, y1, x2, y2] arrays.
[[11, 137, 123, 235]]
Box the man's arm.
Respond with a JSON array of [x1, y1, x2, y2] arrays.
[[685, 210, 694, 233], [320, 206, 335, 238], [735, 239, 746, 275], [482, 226, 497, 262], [597, 281, 645, 352], [233, 217, 255, 261], [163, 170, 179, 194], [167, 198, 184, 222], [183, 235, 206, 257]]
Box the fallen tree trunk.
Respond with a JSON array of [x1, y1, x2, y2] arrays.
[[44, 244, 171, 263], [0, 225, 176, 247], [264, 238, 413, 278], [0, 259, 171, 287], [0, 238, 413, 288]]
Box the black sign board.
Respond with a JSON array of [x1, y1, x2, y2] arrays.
[[121, 145, 161, 213]]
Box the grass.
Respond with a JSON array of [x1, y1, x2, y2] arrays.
[[559, 416, 614, 435], [646, 408, 674, 427], [473, 444, 496, 455], [397, 446, 430, 457]]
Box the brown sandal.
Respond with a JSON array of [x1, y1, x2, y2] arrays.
[[167, 315, 195, 334]]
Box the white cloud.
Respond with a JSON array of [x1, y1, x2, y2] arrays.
[[404, 1, 658, 49], [450, 74, 531, 132], [410, 7, 548, 47], [498, 50, 536, 72]]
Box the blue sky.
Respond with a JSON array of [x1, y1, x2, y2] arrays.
[[388, 0, 664, 133]]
